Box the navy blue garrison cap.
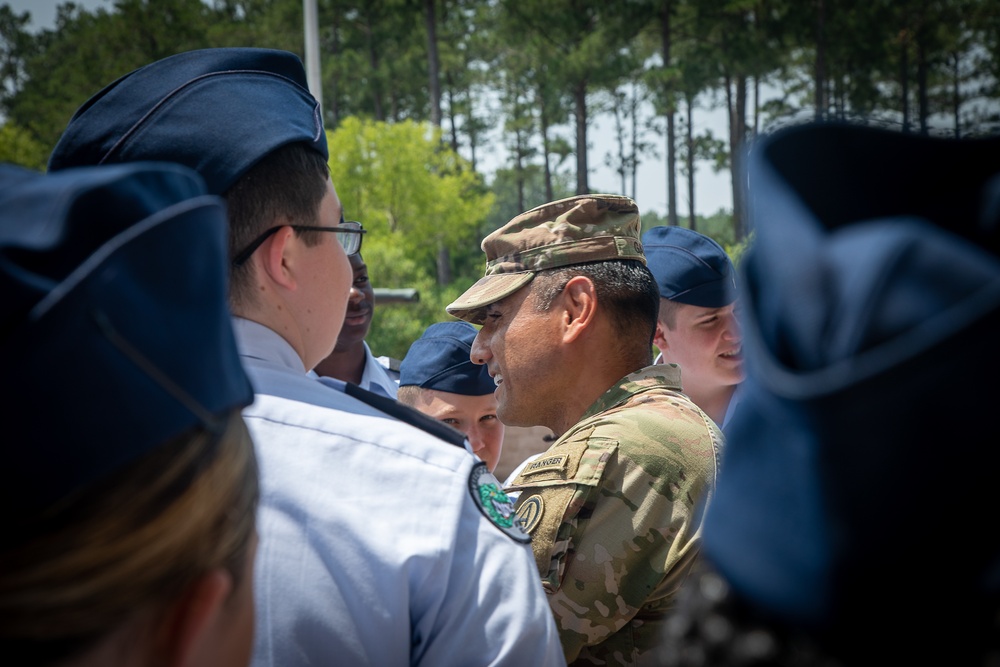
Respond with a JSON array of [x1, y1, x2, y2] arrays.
[[702, 123, 1000, 658], [399, 321, 495, 395], [641, 225, 735, 307], [0, 161, 253, 515], [48, 47, 327, 195]]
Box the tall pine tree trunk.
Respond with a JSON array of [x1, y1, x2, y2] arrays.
[[917, 30, 929, 135], [329, 9, 340, 125], [686, 93, 696, 231], [661, 1, 678, 226], [951, 53, 961, 138], [425, 0, 441, 127], [539, 92, 554, 202], [815, 0, 827, 120], [630, 86, 640, 202], [574, 80, 589, 195], [727, 74, 748, 241], [436, 241, 451, 286], [364, 8, 384, 121], [445, 75, 459, 152], [515, 122, 527, 212], [901, 36, 910, 132]]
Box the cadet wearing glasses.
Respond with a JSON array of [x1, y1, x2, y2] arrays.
[[48, 47, 564, 667]]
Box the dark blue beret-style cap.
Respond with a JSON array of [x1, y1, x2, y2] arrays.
[[0, 161, 254, 515], [399, 321, 495, 395], [702, 122, 1000, 653], [641, 225, 736, 307], [48, 47, 327, 195]]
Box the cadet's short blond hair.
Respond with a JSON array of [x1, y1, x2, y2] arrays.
[[0, 410, 259, 663]]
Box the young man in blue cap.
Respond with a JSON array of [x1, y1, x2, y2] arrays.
[[48, 47, 564, 667], [398, 321, 504, 472], [642, 226, 744, 430]]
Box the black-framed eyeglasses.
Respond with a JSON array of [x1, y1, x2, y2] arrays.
[[232, 220, 366, 266]]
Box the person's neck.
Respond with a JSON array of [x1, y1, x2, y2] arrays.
[[685, 383, 737, 427], [313, 341, 367, 384], [232, 303, 311, 371], [548, 349, 648, 438]]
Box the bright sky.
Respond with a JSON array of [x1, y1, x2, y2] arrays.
[[4, 0, 734, 217]]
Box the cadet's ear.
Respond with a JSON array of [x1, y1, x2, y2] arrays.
[[652, 321, 669, 351], [560, 275, 597, 343], [258, 224, 297, 291], [154, 570, 233, 667]]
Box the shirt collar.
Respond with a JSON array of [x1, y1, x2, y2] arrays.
[[579, 364, 683, 422], [231, 316, 306, 373]]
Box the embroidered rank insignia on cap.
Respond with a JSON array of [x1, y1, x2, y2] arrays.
[[515, 494, 544, 534], [523, 455, 567, 474], [469, 462, 531, 543]]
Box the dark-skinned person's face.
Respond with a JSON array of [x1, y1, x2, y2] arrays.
[[335, 253, 375, 351]]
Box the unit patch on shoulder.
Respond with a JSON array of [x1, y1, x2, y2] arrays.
[[523, 454, 568, 475], [515, 494, 544, 534], [468, 463, 531, 543]]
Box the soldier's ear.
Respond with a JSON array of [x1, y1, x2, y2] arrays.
[[560, 276, 597, 343]]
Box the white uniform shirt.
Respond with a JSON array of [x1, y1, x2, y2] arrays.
[[357, 340, 399, 397], [233, 318, 565, 667], [308, 341, 399, 398]]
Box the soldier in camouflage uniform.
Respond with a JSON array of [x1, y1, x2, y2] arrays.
[[447, 194, 723, 666]]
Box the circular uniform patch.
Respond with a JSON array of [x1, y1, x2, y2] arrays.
[[468, 462, 531, 543], [514, 494, 544, 534]]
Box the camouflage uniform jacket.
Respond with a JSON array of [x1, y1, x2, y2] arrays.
[[506, 364, 723, 666]]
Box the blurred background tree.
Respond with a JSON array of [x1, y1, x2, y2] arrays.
[[1, 0, 997, 356], [327, 117, 494, 357]]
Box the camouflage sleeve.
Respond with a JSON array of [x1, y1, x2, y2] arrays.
[[511, 408, 716, 662]]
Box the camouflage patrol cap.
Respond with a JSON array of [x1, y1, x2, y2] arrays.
[[446, 194, 645, 323]]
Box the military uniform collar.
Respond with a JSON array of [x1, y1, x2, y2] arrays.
[[578, 364, 684, 423]]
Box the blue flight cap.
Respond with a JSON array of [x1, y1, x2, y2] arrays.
[[641, 226, 736, 307], [702, 122, 1000, 656], [47, 47, 327, 194], [399, 321, 495, 395], [0, 161, 254, 515]]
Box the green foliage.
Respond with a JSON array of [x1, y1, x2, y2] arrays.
[[484, 163, 575, 232], [2, 0, 997, 214], [6, 0, 222, 153], [325, 117, 495, 356], [724, 231, 754, 269], [640, 208, 742, 261], [2, 0, 990, 358], [320, 0, 430, 124], [0, 4, 38, 115], [327, 117, 493, 275], [695, 208, 737, 248], [0, 0, 994, 314], [368, 274, 471, 360], [0, 121, 47, 169]]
